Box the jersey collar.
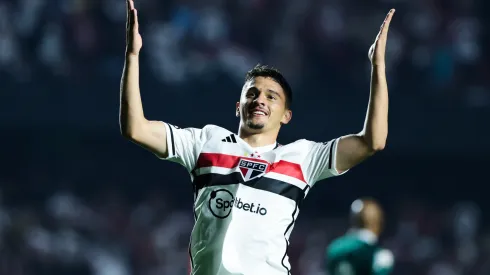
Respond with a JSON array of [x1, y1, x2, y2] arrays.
[[252, 142, 278, 154]]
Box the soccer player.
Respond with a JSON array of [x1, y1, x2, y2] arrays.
[[120, 0, 395, 273], [325, 199, 394, 275]]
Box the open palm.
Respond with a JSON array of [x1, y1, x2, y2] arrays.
[[126, 0, 142, 56], [369, 9, 395, 66]]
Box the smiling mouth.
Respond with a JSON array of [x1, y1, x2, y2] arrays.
[[250, 110, 267, 116]]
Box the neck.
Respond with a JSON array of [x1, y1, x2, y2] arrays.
[[349, 228, 379, 243], [351, 226, 380, 238], [238, 126, 278, 148]]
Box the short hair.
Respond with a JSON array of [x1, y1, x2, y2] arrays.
[[244, 64, 293, 108], [349, 198, 384, 232]]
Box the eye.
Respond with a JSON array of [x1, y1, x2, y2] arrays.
[[245, 88, 258, 98], [267, 95, 276, 100]]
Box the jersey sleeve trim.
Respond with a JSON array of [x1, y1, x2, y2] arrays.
[[164, 123, 176, 158], [330, 137, 348, 176], [328, 138, 336, 170]]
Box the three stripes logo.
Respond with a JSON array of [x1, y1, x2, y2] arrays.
[[221, 134, 237, 143]]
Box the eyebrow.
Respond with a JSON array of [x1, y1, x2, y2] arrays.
[[246, 87, 282, 98]]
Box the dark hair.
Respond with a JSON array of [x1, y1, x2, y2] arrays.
[[245, 64, 293, 108]]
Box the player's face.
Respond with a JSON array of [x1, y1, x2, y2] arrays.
[[236, 77, 292, 133]]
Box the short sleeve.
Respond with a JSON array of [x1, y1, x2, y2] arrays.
[[161, 123, 208, 172], [303, 138, 348, 184], [372, 249, 394, 275]]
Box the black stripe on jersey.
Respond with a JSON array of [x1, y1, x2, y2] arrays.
[[226, 136, 232, 142], [328, 139, 336, 170], [167, 123, 176, 156], [193, 172, 305, 205], [281, 204, 297, 275], [188, 237, 195, 272], [230, 134, 237, 143], [189, 183, 198, 273], [300, 185, 311, 208]]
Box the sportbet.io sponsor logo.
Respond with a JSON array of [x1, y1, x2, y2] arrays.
[[208, 189, 267, 219]]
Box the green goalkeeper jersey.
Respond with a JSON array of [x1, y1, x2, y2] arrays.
[[325, 229, 394, 275]]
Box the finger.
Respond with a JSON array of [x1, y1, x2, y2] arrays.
[[380, 9, 395, 34], [127, 9, 139, 34], [133, 9, 139, 32], [126, 0, 130, 29], [129, 7, 134, 30], [129, 0, 135, 11]]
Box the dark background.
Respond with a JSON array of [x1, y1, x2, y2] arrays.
[[0, 0, 489, 274]]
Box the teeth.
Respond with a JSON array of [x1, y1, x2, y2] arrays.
[[253, 111, 266, 115]]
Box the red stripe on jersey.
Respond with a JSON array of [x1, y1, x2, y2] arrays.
[[270, 160, 306, 183], [196, 153, 241, 169], [196, 153, 306, 184]]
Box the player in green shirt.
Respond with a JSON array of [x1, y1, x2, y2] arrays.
[[325, 198, 394, 275]]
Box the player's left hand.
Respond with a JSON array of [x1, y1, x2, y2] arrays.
[[368, 9, 395, 66]]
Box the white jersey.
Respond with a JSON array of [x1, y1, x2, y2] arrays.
[[162, 124, 347, 275]]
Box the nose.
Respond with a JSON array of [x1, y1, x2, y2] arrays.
[[253, 93, 267, 105]]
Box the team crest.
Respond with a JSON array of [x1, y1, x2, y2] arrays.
[[238, 158, 268, 181]]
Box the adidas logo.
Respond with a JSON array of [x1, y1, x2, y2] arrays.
[[221, 134, 237, 143]]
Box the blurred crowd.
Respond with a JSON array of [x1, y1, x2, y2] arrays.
[[1, 0, 489, 108], [0, 187, 488, 275], [1, 0, 489, 274]]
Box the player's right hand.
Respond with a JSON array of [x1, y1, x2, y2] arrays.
[[126, 0, 142, 56], [368, 9, 395, 66]]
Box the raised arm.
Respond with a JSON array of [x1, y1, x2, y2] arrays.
[[120, 0, 168, 158], [336, 9, 395, 173]]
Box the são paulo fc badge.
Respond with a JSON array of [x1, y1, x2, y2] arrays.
[[238, 158, 268, 181]]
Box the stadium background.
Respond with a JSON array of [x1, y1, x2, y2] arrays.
[[0, 0, 489, 274]]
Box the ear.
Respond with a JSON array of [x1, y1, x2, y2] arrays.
[[236, 102, 240, 117], [281, 110, 292, 125]]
